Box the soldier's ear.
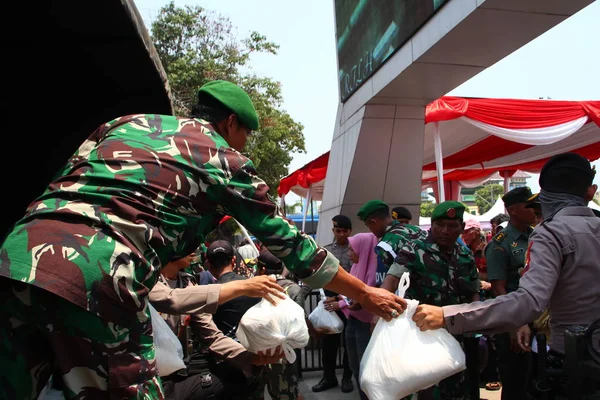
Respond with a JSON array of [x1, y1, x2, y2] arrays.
[[585, 184, 597, 202]]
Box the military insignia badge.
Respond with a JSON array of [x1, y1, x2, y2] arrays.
[[511, 242, 518, 248], [447, 208, 456, 218], [392, 211, 398, 219]]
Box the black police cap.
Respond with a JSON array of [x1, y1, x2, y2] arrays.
[[332, 215, 352, 230], [502, 186, 537, 207], [539, 153, 596, 196], [391, 206, 412, 221], [206, 240, 234, 262]]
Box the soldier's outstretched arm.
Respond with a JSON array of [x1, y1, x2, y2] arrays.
[[204, 154, 406, 320]]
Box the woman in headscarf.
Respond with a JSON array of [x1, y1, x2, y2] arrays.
[[329, 232, 378, 400]]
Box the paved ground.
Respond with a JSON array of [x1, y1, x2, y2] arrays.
[[294, 370, 502, 400]]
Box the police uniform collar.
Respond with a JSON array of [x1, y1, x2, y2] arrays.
[[553, 206, 597, 218], [331, 241, 348, 249]]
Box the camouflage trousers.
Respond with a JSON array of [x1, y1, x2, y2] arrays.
[[0, 278, 164, 400], [405, 369, 469, 400], [251, 360, 299, 400]]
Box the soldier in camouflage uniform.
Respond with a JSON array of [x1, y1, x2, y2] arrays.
[[357, 200, 427, 287], [0, 80, 406, 400], [381, 201, 480, 400]]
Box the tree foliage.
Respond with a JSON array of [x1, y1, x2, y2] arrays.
[[150, 2, 306, 195], [285, 200, 303, 215], [475, 184, 504, 215], [420, 201, 435, 218]]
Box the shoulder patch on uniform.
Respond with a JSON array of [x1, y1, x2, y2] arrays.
[[377, 241, 397, 259], [521, 242, 533, 276], [493, 232, 506, 243]]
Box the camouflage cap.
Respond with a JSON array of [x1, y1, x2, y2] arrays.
[[431, 201, 465, 222], [357, 200, 389, 221], [197, 80, 259, 130]]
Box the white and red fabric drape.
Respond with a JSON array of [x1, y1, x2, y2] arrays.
[[422, 97, 600, 199], [277, 152, 329, 200], [277, 97, 600, 213]]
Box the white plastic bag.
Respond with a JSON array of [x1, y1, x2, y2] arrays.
[[236, 294, 309, 363], [360, 272, 466, 400], [149, 304, 186, 377], [38, 376, 66, 400], [308, 289, 344, 334]]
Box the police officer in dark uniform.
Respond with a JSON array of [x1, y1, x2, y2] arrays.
[[312, 215, 354, 393], [413, 152, 600, 399], [485, 186, 537, 400]]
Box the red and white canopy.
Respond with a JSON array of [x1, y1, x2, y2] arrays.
[[277, 151, 329, 200], [422, 97, 600, 193], [278, 97, 600, 203]]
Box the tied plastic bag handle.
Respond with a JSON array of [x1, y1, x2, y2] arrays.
[[282, 342, 297, 363], [396, 272, 410, 298], [319, 288, 326, 300], [262, 342, 297, 363]]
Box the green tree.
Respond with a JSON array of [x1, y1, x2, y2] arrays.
[[593, 197, 599, 206], [475, 184, 504, 215], [420, 201, 435, 217], [150, 2, 306, 195], [285, 200, 303, 215]]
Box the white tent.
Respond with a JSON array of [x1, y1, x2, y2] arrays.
[[476, 197, 506, 222]]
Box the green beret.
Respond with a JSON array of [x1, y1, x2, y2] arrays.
[[197, 80, 259, 130], [431, 201, 465, 222], [357, 200, 389, 221]]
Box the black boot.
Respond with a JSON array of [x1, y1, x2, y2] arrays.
[[341, 377, 354, 393], [311, 377, 338, 392]]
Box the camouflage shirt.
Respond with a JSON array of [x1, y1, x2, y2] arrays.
[[0, 114, 338, 325], [387, 232, 480, 306], [375, 221, 427, 286]]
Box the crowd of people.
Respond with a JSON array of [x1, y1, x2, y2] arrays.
[[0, 79, 598, 400]]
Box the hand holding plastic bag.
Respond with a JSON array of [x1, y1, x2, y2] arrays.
[[149, 304, 186, 377], [236, 294, 309, 363], [360, 272, 466, 400], [308, 289, 344, 334]]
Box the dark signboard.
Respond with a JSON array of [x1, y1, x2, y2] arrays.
[[335, 0, 448, 101]]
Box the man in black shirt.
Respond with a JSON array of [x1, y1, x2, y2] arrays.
[[205, 240, 261, 339], [204, 240, 268, 399]]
